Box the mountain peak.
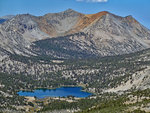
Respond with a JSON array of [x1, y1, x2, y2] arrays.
[[97, 11, 109, 14], [85, 11, 109, 20], [62, 8, 81, 14], [125, 15, 138, 23], [94, 11, 109, 16], [44, 9, 82, 17], [65, 8, 75, 12]]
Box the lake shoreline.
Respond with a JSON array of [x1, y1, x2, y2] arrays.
[[17, 86, 93, 99]]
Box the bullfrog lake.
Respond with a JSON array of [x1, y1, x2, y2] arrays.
[[17, 87, 92, 98]]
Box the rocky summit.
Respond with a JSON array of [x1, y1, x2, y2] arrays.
[[0, 9, 150, 59]]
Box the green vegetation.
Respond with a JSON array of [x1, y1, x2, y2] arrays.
[[40, 89, 150, 113], [1, 49, 150, 112]]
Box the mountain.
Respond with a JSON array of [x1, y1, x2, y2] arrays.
[[0, 9, 150, 59], [0, 15, 14, 24], [0, 9, 150, 113]]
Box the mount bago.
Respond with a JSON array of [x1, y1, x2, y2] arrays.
[[0, 9, 150, 113]]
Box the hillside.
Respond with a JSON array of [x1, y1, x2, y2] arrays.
[[0, 48, 150, 112]]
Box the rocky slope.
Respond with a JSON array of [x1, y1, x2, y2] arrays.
[[0, 9, 150, 59], [0, 48, 150, 92]]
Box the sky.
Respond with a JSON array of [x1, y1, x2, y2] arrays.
[[0, 0, 150, 29]]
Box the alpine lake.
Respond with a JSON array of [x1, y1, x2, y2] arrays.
[[17, 87, 92, 98]]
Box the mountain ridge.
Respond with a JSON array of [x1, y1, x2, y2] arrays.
[[0, 9, 150, 58]]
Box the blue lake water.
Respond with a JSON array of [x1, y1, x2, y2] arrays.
[[17, 87, 92, 98]]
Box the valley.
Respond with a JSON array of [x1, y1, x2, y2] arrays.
[[0, 48, 150, 112], [0, 9, 150, 112]]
